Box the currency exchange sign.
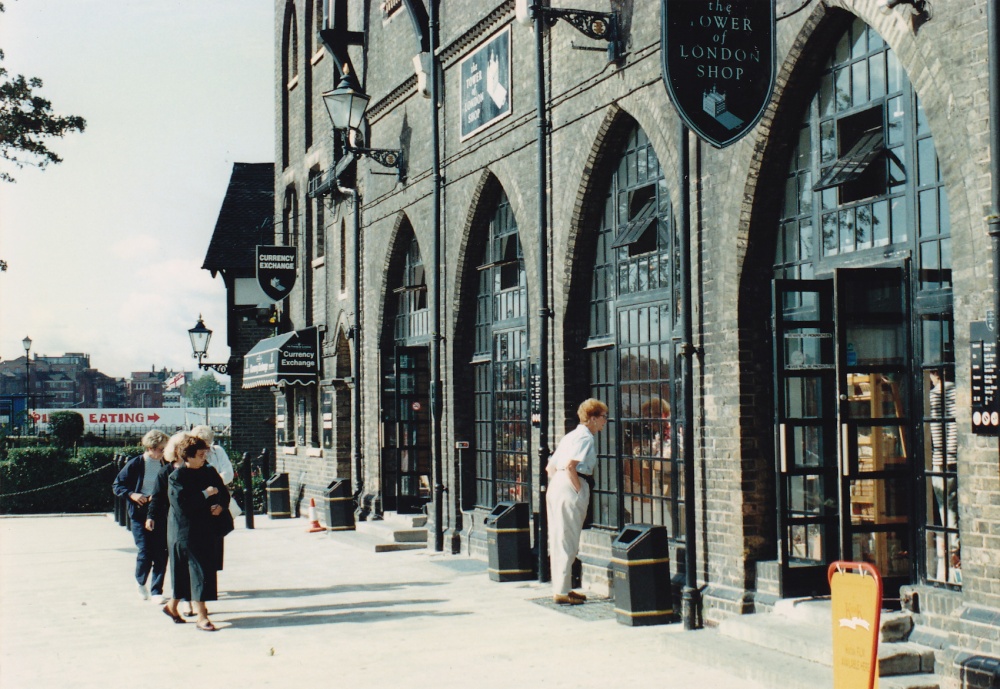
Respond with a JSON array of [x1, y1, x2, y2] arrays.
[[661, 0, 776, 148]]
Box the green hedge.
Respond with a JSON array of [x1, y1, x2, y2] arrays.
[[0, 445, 141, 514], [0, 444, 267, 516]]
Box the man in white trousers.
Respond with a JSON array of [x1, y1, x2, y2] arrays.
[[546, 398, 608, 605]]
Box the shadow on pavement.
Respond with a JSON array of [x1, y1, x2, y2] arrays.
[[222, 581, 444, 600], [220, 600, 469, 629]]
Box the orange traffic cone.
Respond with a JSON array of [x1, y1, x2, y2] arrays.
[[307, 497, 324, 533]]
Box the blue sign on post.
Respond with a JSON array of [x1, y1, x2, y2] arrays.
[[460, 26, 512, 140]]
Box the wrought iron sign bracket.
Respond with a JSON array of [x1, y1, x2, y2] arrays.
[[198, 361, 230, 375], [539, 7, 623, 62], [351, 145, 405, 181]]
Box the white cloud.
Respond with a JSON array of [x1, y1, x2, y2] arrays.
[[0, 0, 273, 379]]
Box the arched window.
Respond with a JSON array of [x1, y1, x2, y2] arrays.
[[473, 191, 529, 507], [394, 235, 428, 341], [282, 187, 297, 247], [772, 17, 955, 590], [586, 126, 679, 533], [281, 3, 298, 168]]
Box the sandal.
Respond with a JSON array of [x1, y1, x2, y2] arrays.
[[197, 620, 217, 632], [162, 606, 185, 624]]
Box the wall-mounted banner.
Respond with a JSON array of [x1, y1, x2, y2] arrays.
[[256, 245, 297, 301], [661, 0, 776, 148], [459, 26, 511, 140]]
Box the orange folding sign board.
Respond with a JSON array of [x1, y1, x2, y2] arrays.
[[828, 562, 882, 689]]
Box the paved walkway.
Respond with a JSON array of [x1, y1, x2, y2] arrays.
[[0, 515, 770, 689]]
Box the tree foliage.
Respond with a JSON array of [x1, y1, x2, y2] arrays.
[[185, 373, 223, 408], [0, 2, 87, 182], [49, 411, 85, 448]]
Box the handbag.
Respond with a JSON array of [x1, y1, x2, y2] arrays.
[[217, 507, 235, 537]]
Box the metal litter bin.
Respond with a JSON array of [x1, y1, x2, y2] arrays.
[[485, 501, 535, 582], [322, 478, 356, 530], [611, 524, 672, 626], [265, 472, 291, 518]]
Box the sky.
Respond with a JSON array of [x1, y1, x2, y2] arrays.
[[0, 0, 274, 380]]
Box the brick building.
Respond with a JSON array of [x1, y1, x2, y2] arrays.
[[202, 162, 278, 465], [265, 0, 999, 681]]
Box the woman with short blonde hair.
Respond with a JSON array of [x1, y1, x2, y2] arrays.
[[547, 398, 609, 605]]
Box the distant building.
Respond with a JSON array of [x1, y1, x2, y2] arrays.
[[126, 369, 165, 408], [0, 353, 122, 409]]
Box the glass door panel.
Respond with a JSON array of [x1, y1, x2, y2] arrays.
[[837, 267, 913, 598], [773, 279, 838, 596], [395, 346, 431, 514]]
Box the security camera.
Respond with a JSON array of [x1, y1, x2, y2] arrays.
[[515, 0, 532, 26]]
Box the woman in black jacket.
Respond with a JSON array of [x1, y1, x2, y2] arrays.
[[162, 434, 229, 631]]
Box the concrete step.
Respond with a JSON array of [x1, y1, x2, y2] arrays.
[[720, 601, 934, 677], [381, 511, 428, 528], [663, 625, 831, 689], [720, 610, 833, 665], [662, 626, 941, 689], [340, 516, 428, 553], [880, 674, 943, 689]]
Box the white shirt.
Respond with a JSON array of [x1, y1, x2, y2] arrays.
[[547, 424, 597, 476], [205, 444, 234, 485]]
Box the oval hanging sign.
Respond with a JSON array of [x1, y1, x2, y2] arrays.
[[661, 0, 777, 148]]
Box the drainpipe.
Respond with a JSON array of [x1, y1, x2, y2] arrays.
[[989, 0, 1000, 467], [429, 0, 445, 552], [532, 2, 552, 584], [679, 123, 700, 630], [339, 185, 365, 513], [989, 1, 1000, 343]]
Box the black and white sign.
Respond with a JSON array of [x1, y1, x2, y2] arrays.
[[661, 0, 776, 148], [971, 320, 1000, 436], [460, 26, 511, 140], [256, 245, 297, 301]]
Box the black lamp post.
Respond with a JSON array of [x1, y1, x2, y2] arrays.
[[321, 66, 405, 181], [514, 0, 622, 584], [22, 335, 31, 434], [188, 316, 229, 375]]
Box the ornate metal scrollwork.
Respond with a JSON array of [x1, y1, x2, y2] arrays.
[[364, 148, 401, 169], [198, 362, 230, 375], [540, 7, 622, 61]]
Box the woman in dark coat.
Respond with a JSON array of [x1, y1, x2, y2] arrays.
[[148, 431, 192, 617], [162, 434, 229, 631]]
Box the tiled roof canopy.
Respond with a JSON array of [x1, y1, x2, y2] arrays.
[[202, 162, 275, 274]]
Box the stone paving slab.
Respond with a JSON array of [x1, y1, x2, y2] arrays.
[[0, 515, 773, 689]]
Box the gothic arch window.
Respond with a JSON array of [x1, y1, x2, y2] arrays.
[[473, 191, 529, 507], [282, 186, 297, 247], [586, 126, 679, 534], [303, 0, 315, 149], [772, 17, 955, 588], [394, 234, 428, 342], [281, 2, 298, 168]]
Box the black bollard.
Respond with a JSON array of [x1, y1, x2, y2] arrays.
[[112, 453, 122, 524], [117, 454, 129, 528], [240, 452, 254, 530]]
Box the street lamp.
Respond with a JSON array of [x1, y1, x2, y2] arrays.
[[321, 66, 405, 181], [22, 335, 31, 433], [188, 315, 229, 375]]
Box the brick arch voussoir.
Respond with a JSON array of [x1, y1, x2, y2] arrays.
[[373, 211, 416, 348]]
